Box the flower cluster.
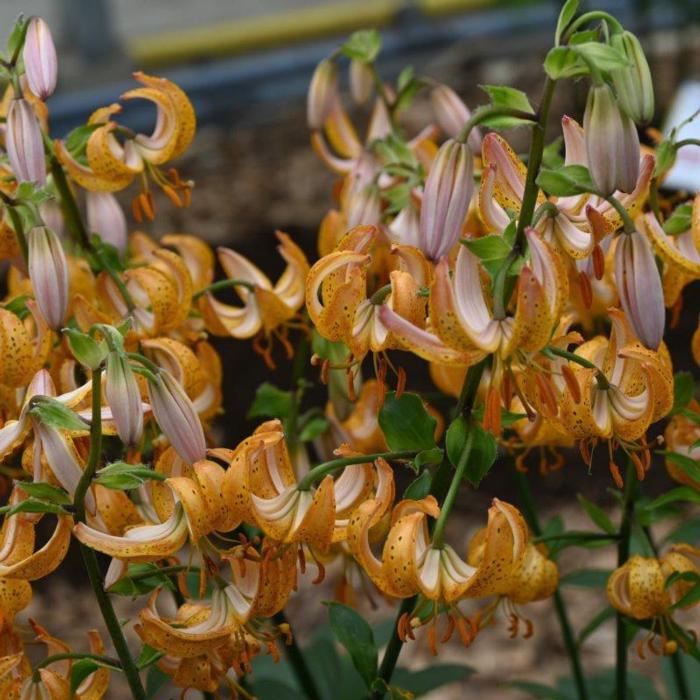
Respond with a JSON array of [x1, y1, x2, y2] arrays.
[[0, 5, 699, 700]]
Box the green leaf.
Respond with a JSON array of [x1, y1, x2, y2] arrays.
[[95, 462, 165, 490], [561, 568, 612, 588], [145, 665, 170, 699], [2, 498, 68, 517], [6, 16, 28, 60], [673, 371, 695, 411], [555, 0, 579, 45], [665, 516, 700, 544], [17, 482, 71, 505], [654, 139, 678, 177], [379, 391, 437, 452], [446, 418, 496, 488], [536, 164, 594, 197], [403, 469, 432, 500], [64, 328, 107, 370], [3, 294, 31, 320], [508, 681, 567, 699], [69, 658, 119, 697], [578, 606, 615, 646], [663, 451, 700, 484], [542, 137, 565, 169], [29, 398, 88, 432], [137, 644, 164, 670], [391, 663, 474, 696], [462, 234, 511, 261], [577, 494, 616, 533], [340, 29, 381, 62], [664, 203, 693, 236], [671, 581, 700, 610], [665, 570, 700, 590], [643, 487, 700, 513], [326, 602, 378, 689], [480, 84, 534, 115], [247, 382, 293, 420], [543, 46, 587, 80], [446, 416, 468, 468], [413, 448, 443, 471], [108, 563, 176, 597], [572, 41, 632, 71], [299, 416, 329, 442], [90, 235, 126, 272]]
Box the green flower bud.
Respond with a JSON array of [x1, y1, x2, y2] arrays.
[[610, 31, 654, 124]]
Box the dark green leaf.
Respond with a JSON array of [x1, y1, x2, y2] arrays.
[[69, 659, 119, 697], [95, 462, 165, 490], [643, 487, 700, 512], [247, 382, 293, 420], [18, 482, 71, 505], [6, 16, 28, 60], [2, 498, 68, 517], [379, 391, 437, 452], [29, 398, 88, 432], [461, 234, 511, 261], [326, 601, 378, 689], [542, 137, 565, 169], [480, 85, 534, 114], [90, 235, 126, 272], [340, 29, 381, 62], [536, 165, 594, 197], [3, 294, 31, 320], [137, 644, 164, 670], [299, 416, 329, 442], [446, 416, 468, 468], [413, 448, 443, 471], [145, 665, 170, 699], [108, 563, 175, 597], [555, 0, 579, 45], [673, 372, 695, 411], [391, 663, 474, 696], [466, 424, 497, 487], [403, 469, 432, 499], [561, 568, 612, 588], [577, 494, 616, 533], [671, 581, 700, 610]]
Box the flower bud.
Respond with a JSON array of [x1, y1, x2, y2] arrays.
[[307, 59, 339, 129], [430, 85, 482, 153], [23, 17, 57, 100], [6, 98, 46, 185], [27, 225, 68, 329], [38, 200, 65, 239], [105, 352, 143, 446], [147, 370, 206, 464], [419, 138, 473, 260], [614, 228, 664, 350], [86, 191, 128, 253], [610, 31, 654, 124], [349, 59, 373, 104], [583, 84, 639, 196]]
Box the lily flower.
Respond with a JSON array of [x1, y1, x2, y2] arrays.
[[307, 59, 339, 129], [222, 420, 394, 555], [5, 98, 46, 185], [607, 552, 699, 656], [86, 192, 128, 253], [54, 72, 195, 208], [199, 232, 308, 367], [23, 17, 58, 100], [0, 303, 51, 388]]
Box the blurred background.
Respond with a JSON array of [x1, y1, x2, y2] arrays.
[[8, 1, 700, 697]]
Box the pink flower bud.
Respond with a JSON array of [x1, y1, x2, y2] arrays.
[[147, 370, 206, 464], [38, 200, 65, 240], [23, 17, 58, 100], [307, 59, 339, 129], [105, 352, 143, 446], [27, 225, 68, 330], [419, 139, 473, 260], [614, 227, 664, 350], [349, 59, 373, 104], [583, 84, 639, 196], [431, 85, 482, 153], [6, 98, 46, 185], [86, 191, 127, 253]]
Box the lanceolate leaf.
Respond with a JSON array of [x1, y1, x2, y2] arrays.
[[379, 391, 437, 452]]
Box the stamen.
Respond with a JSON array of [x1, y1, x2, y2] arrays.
[[592, 244, 605, 280], [609, 460, 624, 489], [579, 271, 593, 309], [561, 365, 582, 404]]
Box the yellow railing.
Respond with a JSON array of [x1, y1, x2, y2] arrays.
[[128, 0, 492, 66]]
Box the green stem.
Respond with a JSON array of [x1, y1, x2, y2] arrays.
[[675, 138, 700, 149], [273, 611, 322, 700], [514, 468, 590, 700], [35, 652, 121, 672], [544, 346, 610, 390], [297, 451, 416, 491], [616, 463, 636, 700], [73, 366, 147, 700], [514, 76, 557, 250], [457, 105, 536, 144], [191, 277, 256, 301], [49, 154, 91, 250], [431, 428, 474, 547]]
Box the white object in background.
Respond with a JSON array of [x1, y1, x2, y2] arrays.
[[662, 81, 700, 193]]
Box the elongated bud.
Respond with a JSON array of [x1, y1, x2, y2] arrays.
[[614, 228, 664, 349], [6, 98, 46, 185], [583, 84, 639, 195], [431, 85, 482, 153], [38, 200, 65, 239], [105, 352, 143, 446], [86, 191, 128, 253], [610, 31, 654, 124], [349, 59, 373, 104], [419, 139, 473, 260], [307, 59, 339, 129], [23, 17, 57, 100], [27, 225, 68, 329], [147, 370, 206, 464]]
